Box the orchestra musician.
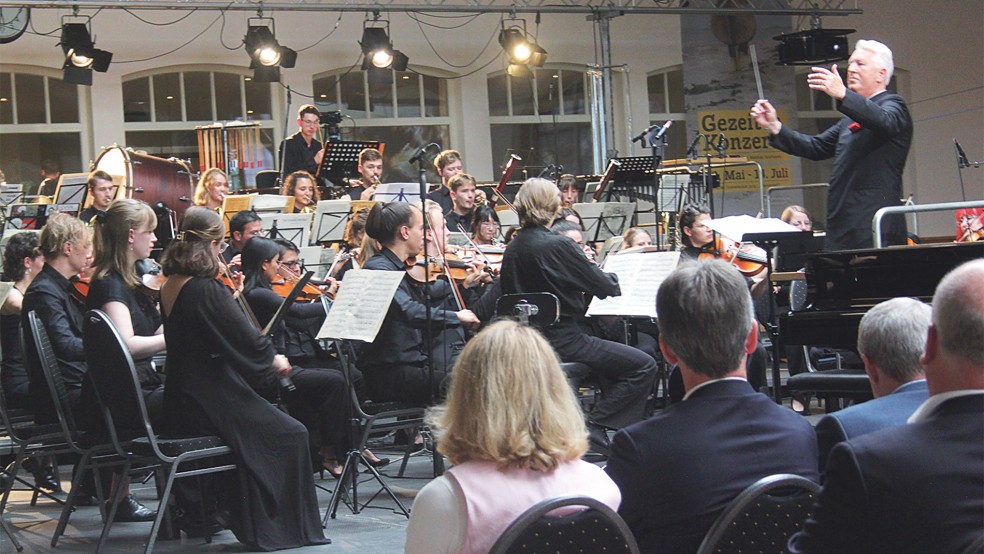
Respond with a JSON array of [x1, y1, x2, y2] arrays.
[[158, 206, 328, 549], [1, 232, 59, 493], [445, 173, 478, 233], [240, 236, 351, 478], [192, 168, 229, 212], [500, 178, 657, 452], [621, 227, 653, 250], [279, 104, 324, 178], [281, 170, 320, 214], [346, 147, 383, 201], [222, 210, 263, 264], [359, 201, 480, 405], [427, 149, 464, 215], [332, 210, 369, 280], [36, 159, 61, 198], [87, 198, 168, 522], [78, 170, 116, 224], [558, 174, 581, 209], [469, 204, 504, 247], [781, 205, 814, 232]]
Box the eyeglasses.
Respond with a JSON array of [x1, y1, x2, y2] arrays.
[[281, 261, 301, 268]]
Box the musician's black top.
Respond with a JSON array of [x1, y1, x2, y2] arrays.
[[500, 225, 620, 336], [280, 131, 322, 176]]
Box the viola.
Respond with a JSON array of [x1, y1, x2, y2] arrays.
[[697, 236, 768, 277]]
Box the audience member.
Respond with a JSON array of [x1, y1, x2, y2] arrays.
[[606, 259, 819, 553], [814, 297, 930, 473], [788, 259, 984, 554], [405, 320, 621, 553]]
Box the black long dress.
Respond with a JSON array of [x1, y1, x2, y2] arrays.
[[160, 277, 327, 550]]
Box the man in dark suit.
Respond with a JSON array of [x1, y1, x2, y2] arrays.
[[751, 40, 911, 250], [606, 260, 819, 554], [815, 296, 931, 473], [789, 259, 984, 554]]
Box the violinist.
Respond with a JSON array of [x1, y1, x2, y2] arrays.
[[332, 209, 369, 280], [281, 170, 320, 214], [621, 227, 653, 250], [346, 147, 383, 201], [240, 237, 357, 478], [678, 203, 713, 260], [192, 168, 229, 212], [85, 198, 166, 522], [781, 205, 813, 232], [22, 213, 93, 424], [500, 178, 657, 452], [158, 207, 328, 549], [470, 204, 504, 247], [445, 173, 478, 233], [360, 201, 479, 405], [552, 219, 597, 264]]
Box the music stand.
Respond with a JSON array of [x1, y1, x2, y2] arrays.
[[221, 194, 254, 237], [4, 204, 46, 231], [55, 173, 91, 217], [312, 199, 352, 245], [373, 183, 421, 204], [298, 246, 331, 279], [599, 156, 655, 202], [250, 194, 293, 216], [262, 213, 312, 248], [575, 201, 636, 244], [317, 141, 381, 188]]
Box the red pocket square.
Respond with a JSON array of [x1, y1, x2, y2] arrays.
[[848, 121, 863, 133]]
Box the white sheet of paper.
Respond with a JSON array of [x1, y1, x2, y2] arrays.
[[586, 251, 680, 317], [316, 269, 405, 342], [705, 215, 801, 242], [0, 281, 13, 309]]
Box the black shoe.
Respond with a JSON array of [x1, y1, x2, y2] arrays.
[[0, 471, 11, 494], [111, 495, 158, 523], [587, 423, 611, 455], [34, 464, 62, 493], [365, 455, 391, 468]]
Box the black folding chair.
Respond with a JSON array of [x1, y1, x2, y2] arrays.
[[489, 495, 640, 554], [82, 309, 237, 554], [696, 473, 820, 554], [25, 311, 124, 548]]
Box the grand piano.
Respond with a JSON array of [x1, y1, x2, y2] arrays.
[[776, 241, 983, 408]]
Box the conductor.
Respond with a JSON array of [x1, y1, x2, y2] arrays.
[[751, 39, 912, 250]]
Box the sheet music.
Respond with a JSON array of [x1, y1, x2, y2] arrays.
[[316, 269, 404, 342], [312, 199, 351, 244], [575, 201, 636, 242], [705, 215, 800, 242], [374, 183, 422, 203], [250, 194, 292, 215], [261, 213, 312, 247], [586, 251, 680, 317]]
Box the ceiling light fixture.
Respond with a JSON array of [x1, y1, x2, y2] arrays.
[[498, 18, 547, 77], [244, 15, 297, 82], [58, 17, 112, 86], [360, 13, 409, 84]]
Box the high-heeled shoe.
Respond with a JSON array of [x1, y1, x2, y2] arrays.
[[362, 449, 390, 468], [320, 459, 343, 480]]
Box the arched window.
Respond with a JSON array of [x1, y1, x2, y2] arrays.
[[313, 68, 452, 183], [0, 66, 87, 196], [122, 66, 277, 187], [646, 65, 688, 160], [487, 65, 592, 176]]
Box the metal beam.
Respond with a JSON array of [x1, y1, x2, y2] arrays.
[[0, 0, 861, 15]]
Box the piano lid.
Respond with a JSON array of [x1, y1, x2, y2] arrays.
[[801, 242, 984, 311]]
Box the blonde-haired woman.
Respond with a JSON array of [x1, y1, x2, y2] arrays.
[[405, 320, 621, 554], [780, 205, 813, 231], [281, 170, 320, 213], [192, 168, 229, 211]]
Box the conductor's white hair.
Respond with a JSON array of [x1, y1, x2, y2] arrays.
[[855, 39, 894, 84]]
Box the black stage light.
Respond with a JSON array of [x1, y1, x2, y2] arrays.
[[499, 21, 547, 75], [244, 18, 297, 82], [59, 21, 112, 85], [773, 28, 854, 66]]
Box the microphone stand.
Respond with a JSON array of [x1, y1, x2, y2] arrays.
[[648, 127, 668, 248], [278, 87, 292, 187]]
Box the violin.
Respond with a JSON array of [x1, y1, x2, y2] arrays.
[[698, 236, 768, 277], [140, 260, 168, 300], [404, 252, 471, 284], [273, 264, 333, 302], [70, 276, 90, 306]]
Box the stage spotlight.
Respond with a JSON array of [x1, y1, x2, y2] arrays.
[[360, 19, 409, 74], [59, 21, 112, 86], [244, 18, 297, 82], [499, 22, 547, 70], [773, 17, 853, 66]]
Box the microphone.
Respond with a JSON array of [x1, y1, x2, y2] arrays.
[[631, 124, 659, 144], [686, 132, 703, 159], [954, 138, 971, 168], [409, 143, 440, 164], [649, 120, 673, 143], [717, 133, 727, 158]]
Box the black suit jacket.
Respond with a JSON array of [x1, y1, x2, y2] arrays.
[[606, 379, 819, 553], [789, 393, 984, 554], [815, 379, 928, 474], [770, 90, 912, 250]]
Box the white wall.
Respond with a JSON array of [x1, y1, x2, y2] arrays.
[[2, 0, 980, 237]]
